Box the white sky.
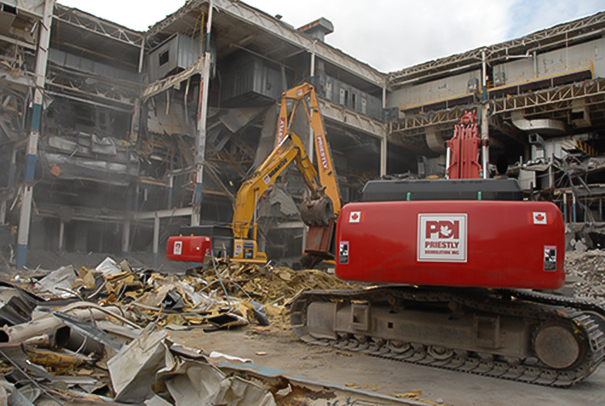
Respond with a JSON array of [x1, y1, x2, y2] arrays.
[[58, 0, 604, 72]]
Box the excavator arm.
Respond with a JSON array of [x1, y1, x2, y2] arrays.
[[276, 83, 341, 216], [231, 131, 332, 241]]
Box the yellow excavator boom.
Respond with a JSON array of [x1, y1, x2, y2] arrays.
[[231, 131, 326, 240], [276, 83, 341, 216]]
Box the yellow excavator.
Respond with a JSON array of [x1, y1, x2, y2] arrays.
[[166, 83, 341, 265]]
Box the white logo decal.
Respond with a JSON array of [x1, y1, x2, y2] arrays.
[[533, 212, 547, 224], [316, 135, 329, 170], [276, 117, 286, 146], [349, 211, 361, 223], [418, 214, 467, 262], [174, 241, 182, 255]]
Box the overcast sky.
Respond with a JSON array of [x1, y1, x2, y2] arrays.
[[58, 0, 604, 73]]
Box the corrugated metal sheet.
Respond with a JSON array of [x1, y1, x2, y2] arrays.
[[220, 53, 285, 107]]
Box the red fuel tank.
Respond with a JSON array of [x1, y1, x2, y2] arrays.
[[335, 200, 565, 290], [166, 236, 211, 262]]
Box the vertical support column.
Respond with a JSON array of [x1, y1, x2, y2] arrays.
[[58, 220, 65, 252], [122, 221, 130, 258], [0, 201, 5, 226], [0, 147, 17, 224], [563, 193, 568, 223], [134, 184, 140, 212], [17, 1, 54, 269], [309, 40, 317, 85], [480, 49, 489, 179], [138, 37, 145, 74], [307, 46, 317, 164], [192, 0, 214, 227], [153, 214, 160, 269], [130, 99, 141, 143], [167, 176, 174, 209], [380, 83, 388, 177]]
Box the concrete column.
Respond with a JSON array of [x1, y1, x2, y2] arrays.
[[380, 83, 388, 177], [138, 37, 145, 73], [0, 147, 17, 224], [380, 137, 387, 177], [480, 103, 489, 179], [167, 176, 173, 209], [191, 0, 214, 226], [122, 221, 130, 258], [310, 40, 317, 84], [307, 43, 318, 164], [480, 49, 489, 179], [58, 220, 65, 252], [16, 0, 54, 269], [153, 214, 160, 269], [134, 184, 140, 212]]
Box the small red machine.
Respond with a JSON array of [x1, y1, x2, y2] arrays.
[[166, 235, 211, 262]]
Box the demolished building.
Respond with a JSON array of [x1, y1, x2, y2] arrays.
[[1, 0, 605, 269]]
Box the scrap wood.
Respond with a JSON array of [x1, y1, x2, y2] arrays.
[[72, 267, 98, 291]]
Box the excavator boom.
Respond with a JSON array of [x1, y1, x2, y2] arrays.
[[277, 83, 341, 215], [231, 132, 329, 240]]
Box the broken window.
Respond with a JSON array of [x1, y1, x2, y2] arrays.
[[159, 49, 169, 66]]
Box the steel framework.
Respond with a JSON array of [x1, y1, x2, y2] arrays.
[[389, 12, 605, 87]]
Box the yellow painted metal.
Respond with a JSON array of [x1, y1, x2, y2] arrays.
[[275, 82, 342, 215], [232, 131, 323, 240], [229, 82, 341, 264]]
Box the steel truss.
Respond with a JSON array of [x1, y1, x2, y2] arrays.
[[54, 4, 144, 48], [389, 12, 605, 86], [493, 78, 605, 115]]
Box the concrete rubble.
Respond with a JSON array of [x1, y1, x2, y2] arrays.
[[566, 250, 605, 301], [0, 257, 429, 406]]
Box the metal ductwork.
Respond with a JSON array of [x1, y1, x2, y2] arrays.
[[425, 126, 445, 153], [511, 111, 566, 136]]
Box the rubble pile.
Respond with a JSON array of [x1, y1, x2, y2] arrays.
[[566, 250, 605, 301], [0, 257, 384, 406]]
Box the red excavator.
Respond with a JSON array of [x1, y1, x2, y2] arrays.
[[291, 111, 605, 386]]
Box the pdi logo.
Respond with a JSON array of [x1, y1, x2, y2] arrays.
[[418, 214, 467, 262], [425, 220, 460, 239]]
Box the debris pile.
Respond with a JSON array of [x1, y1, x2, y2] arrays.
[[566, 250, 605, 301], [0, 257, 403, 406]]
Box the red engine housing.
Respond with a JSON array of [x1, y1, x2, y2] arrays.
[[166, 236, 211, 262], [335, 200, 565, 290]]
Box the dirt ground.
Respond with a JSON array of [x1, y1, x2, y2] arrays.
[[169, 326, 605, 406]]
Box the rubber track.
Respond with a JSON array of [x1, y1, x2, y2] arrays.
[[289, 286, 605, 387]]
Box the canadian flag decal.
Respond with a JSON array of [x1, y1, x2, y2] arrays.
[[533, 212, 547, 225], [349, 211, 361, 223]]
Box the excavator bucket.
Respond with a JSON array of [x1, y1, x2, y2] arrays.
[[300, 195, 334, 226]]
